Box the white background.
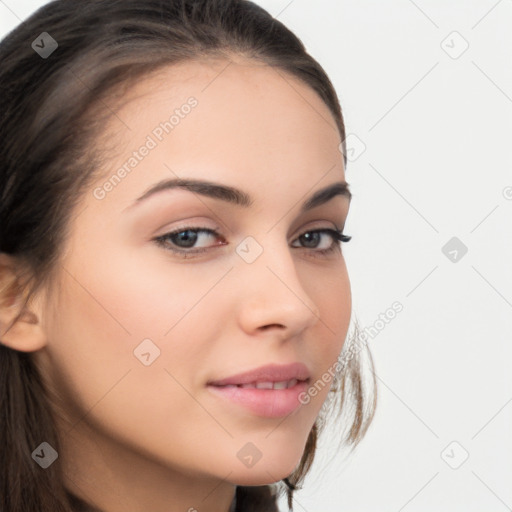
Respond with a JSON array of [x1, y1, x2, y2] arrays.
[[1, 1, 511, 511]]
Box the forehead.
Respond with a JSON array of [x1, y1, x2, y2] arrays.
[[84, 57, 345, 218], [106, 56, 341, 157]]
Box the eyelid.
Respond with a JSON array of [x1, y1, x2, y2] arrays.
[[154, 218, 344, 241], [152, 219, 223, 239]]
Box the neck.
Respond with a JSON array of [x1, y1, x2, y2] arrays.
[[59, 419, 237, 512]]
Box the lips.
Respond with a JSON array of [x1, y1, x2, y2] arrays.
[[208, 378, 310, 418], [207, 362, 310, 387], [206, 363, 311, 417]]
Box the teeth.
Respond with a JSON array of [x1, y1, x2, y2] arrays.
[[226, 379, 300, 390], [287, 378, 298, 388], [256, 381, 274, 389]]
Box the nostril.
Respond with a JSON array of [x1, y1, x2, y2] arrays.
[[261, 324, 284, 330]]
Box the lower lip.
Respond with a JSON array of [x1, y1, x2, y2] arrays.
[[207, 380, 309, 418]]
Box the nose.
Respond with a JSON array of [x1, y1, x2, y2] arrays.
[[234, 236, 321, 340]]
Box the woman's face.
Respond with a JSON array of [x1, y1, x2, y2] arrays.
[[33, 57, 351, 505]]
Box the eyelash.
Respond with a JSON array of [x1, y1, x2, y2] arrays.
[[153, 226, 351, 259]]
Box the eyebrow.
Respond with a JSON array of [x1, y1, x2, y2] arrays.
[[126, 177, 351, 213]]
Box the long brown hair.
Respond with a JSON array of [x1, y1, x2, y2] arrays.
[[0, 1, 377, 510]]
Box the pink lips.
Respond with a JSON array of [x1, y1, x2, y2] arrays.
[[208, 362, 310, 386], [207, 362, 311, 418]]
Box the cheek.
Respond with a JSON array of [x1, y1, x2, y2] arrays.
[[99, 255, 232, 375], [299, 263, 351, 407], [44, 249, 232, 410], [306, 261, 351, 350], [41, 261, 234, 466]]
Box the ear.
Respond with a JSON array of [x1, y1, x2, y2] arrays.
[[0, 253, 47, 352]]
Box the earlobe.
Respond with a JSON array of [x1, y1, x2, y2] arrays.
[[0, 253, 47, 353]]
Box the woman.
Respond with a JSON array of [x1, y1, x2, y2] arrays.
[[0, 1, 377, 510]]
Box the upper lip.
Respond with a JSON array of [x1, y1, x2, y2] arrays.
[[208, 362, 311, 386]]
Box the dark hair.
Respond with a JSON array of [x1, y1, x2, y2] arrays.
[[0, 0, 377, 510]]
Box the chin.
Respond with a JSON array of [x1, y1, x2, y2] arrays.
[[227, 450, 304, 487], [231, 469, 293, 487]]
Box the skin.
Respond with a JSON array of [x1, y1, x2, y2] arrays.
[[1, 56, 351, 512]]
